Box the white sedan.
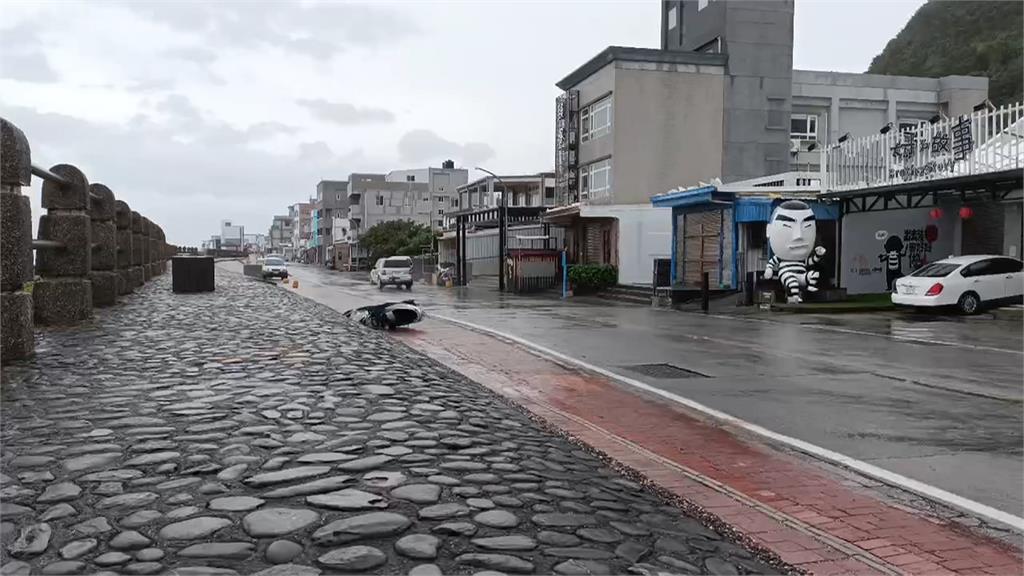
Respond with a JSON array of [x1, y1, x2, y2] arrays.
[[892, 255, 1024, 314]]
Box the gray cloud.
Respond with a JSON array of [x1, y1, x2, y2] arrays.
[[0, 23, 59, 83], [398, 129, 495, 167], [297, 99, 395, 125], [164, 46, 218, 65], [121, 1, 416, 60], [2, 103, 363, 245]]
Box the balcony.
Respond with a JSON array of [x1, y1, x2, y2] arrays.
[[442, 206, 548, 232]]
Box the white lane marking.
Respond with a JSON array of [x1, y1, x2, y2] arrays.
[[696, 312, 1023, 355], [434, 312, 1024, 532]]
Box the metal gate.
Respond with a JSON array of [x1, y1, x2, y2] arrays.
[[682, 210, 723, 287]]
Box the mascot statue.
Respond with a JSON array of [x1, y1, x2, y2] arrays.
[[764, 200, 826, 304]]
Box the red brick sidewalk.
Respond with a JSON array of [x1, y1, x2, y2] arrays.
[[399, 320, 1023, 576]]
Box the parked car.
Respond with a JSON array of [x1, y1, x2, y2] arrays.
[[892, 255, 1023, 314], [261, 256, 289, 280], [370, 256, 414, 290]]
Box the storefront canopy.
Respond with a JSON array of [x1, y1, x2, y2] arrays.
[[651, 186, 840, 220]]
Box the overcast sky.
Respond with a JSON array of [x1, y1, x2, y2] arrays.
[[1, 0, 924, 245]]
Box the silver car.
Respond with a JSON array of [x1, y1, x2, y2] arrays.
[[370, 257, 414, 290]]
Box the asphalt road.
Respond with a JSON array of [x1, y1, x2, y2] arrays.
[[238, 263, 1024, 520]]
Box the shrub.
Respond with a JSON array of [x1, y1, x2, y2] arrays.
[[568, 264, 617, 293]]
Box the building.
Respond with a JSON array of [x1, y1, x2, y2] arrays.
[[289, 201, 314, 262], [315, 180, 349, 266], [268, 215, 294, 257], [386, 161, 469, 231], [243, 233, 266, 254], [822, 102, 1023, 294], [548, 0, 991, 286], [456, 173, 557, 211], [220, 220, 244, 248]]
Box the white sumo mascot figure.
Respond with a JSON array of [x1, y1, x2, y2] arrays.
[[763, 200, 826, 304]]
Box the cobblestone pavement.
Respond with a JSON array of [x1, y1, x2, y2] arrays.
[[1, 272, 779, 575]]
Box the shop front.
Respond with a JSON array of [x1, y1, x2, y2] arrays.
[[651, 186, 840, 292]]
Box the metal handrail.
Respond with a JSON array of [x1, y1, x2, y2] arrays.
[[32, 239, 65, 250]]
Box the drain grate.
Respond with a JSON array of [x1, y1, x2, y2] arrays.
[[621, 363, 708, 379]]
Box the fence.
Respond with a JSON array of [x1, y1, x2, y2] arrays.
[[1, 117, 176, 365]]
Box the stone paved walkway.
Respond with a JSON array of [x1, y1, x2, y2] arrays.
[[1, 272, 779, 575]]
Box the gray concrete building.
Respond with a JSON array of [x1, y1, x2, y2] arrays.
[[268, 215, 294, 257], [386, 161, 469, 231], [315, 179, 348, 265]]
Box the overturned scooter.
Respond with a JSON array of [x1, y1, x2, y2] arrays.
[[344, 300, 424, 330]]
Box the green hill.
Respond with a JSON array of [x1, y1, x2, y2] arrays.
[[867, 0, 1023, 106]]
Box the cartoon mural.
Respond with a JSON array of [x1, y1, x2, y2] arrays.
[[879, 235, 905, 291], [764, 200, 826, 304]]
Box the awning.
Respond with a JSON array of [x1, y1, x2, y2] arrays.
[[734, 197, 840, 222], [650, 185, 720, 207]]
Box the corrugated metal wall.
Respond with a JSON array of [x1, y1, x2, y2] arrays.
[[439, 225, 565, 277]]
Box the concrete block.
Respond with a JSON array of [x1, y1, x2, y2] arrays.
[[114, 200, 131, 229], [0, 193, 33, 291], [88, 183, 116, 222], [36, 213, 91, 276], [89, 271, 118, 307], [34, 277, 91, 325], [1, 118, 32, 187], [91, 221, 116, 271], [172, 256, 214, 293], [117, 269, 134, 295], [116, 228, 132, 268], [130, 266, 144, 289], [130, 210, 142, 233], [131, 233, 143, 266], [243, 264, 263, 278], [41, 164, 89, 210], [0, 290, 33, 363]]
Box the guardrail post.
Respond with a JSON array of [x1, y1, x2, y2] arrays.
[[35, 163, 92, 324], [1, 118, 35, 362], [89, 184, 118, 306], [130, 210, 144, 288], [114, 201, 133, 295], [141, 217, 153, 281]]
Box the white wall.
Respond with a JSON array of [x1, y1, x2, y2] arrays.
[[841, 206, 960, 294], [582, 205, 672, 285]]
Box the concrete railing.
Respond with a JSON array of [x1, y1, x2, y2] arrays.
[[1, 117, 176, 364]]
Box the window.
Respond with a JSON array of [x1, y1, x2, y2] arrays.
[[375, 195, 384, 206], [791, 114, 817, 141], [580, 159, 611, 200], [406, 175, 415, 182], [580, 96, 612, 143], [422, 193, 429, 201], [667, 6, 677, 29], [992, 258, 1023, 274], [450, 197, 459, 208], [899, 121, 923, 133], [698, 0, 709, 10], [961, 259, 996, 278], [336, 194, 341, 201]]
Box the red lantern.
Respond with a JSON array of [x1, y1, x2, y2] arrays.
[[959, 206, 974, 220], [929, 207, 943, 220], [925, 224, 939, 244]]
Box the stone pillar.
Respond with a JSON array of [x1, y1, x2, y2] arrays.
[[115, 201, 133, 295], [88, 184, 118, 306], [141, 217, 152, 282], [35, 164, 92, 325], [1, 118, 35, 362], [130, 210, 144, 288]]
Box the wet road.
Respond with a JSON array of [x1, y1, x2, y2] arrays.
[[238, 263, 1024, 519]]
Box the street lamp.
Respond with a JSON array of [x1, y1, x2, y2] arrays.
[[475, 166, 508, 291]]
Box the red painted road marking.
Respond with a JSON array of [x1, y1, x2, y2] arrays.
[[399, 320, 1023, 576]]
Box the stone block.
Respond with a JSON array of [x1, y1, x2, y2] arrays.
[[118, 269, 134, 295], [88, 183, 115, 222], [89, 271, 118, 307], [131, 234, 143, 266], [114, 200, 131, 229], [0, 193, 33, 291], [36, 213, 90, 276], [1, 290, 33, 363], [91, 221, 116, 271], [130, 267, 144, 289], [130, 211, 142, 233], [172, 256, 214, 293], [1, 118, 32, 187], [116, 229, 132, 268], [41, 164, 89, 210], [34, 277, 91, 325], [243, 264, 262, 278]]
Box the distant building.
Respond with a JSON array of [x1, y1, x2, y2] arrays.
[[220, 220, 244, 248], [315, 180, 349, 266], [288, 201, 314, 261], [268, 215, 294, 257]]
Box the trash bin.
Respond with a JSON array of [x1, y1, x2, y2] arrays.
[[172, 256, 215, 293]]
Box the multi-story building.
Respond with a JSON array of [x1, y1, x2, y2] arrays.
[[315, 180, 349, 266], [288, 201, 314, 261], [268, 215, 294, 258], [455, 173, 557, 211], [385, 161, 469, 231], [548, 0, 989, 286], [220, 220, 244, 249]]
